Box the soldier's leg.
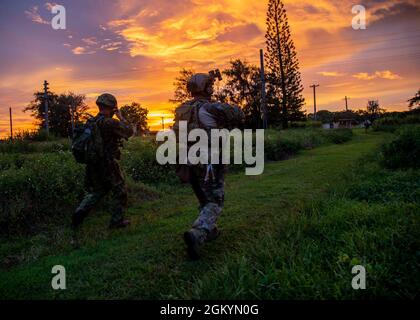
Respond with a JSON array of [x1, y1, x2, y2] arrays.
[[189, 166, 208, 210], [73, 190, 107, 228], [109, 182, 129, 227], [107, 162, 130, 228], [184, 165, 225, 259], [191, 165, 225, 243], [72, 166, 108, 228]]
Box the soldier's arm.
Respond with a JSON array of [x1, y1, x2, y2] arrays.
[[102, 118, 134, 139], [207, 102, 245, 128]]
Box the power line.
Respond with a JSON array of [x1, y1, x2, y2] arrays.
[[43, 80, 49, 134], [344, 96, 350, 111], [9, 107, 13, 140]]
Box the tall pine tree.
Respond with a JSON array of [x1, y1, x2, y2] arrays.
[[265, 0, 305, 128]]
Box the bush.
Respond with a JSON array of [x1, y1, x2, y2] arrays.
[[122, 138, 179, 185], [0, 154, 28, 171], [0, 152, 85, 235], [373, 114, 420, 132], [265, 135, 301, 161], [0, 149, 161, 235], [0, 137, 70, 154], [380, 126, 420, 169], [264, 128, 353, 161], [290, 121, 322, 129], [0, 139, 37, 153]]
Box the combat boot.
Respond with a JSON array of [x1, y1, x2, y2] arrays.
[[206, 227, 221, 242], [109, 219, 131, 229], [72, 209, 88, 230], [183, 229, 206, 260]]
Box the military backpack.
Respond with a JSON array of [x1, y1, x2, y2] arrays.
[[71, 115, 105, 164], [173, 99, 206, 134]]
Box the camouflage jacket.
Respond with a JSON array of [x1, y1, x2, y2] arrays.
[[95, 114, 133, 162]]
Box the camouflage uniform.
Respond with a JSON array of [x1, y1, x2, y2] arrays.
[[174, 73, 244, 256], [74, 94, 133, 227], [182, 100, 243, 244]]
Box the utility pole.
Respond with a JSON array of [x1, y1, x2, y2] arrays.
[[259, 49, 268, 129], [9, 107, 13, 140], [344, 96, 350, 111], [161, 116, 165, 130], [310, 84, 320, 121], [43, 80, 49, 134], [70, 101, 75, 137]]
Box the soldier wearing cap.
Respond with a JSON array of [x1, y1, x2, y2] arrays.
[[72, 93, 134, 229], [173, 71, 245, 259]]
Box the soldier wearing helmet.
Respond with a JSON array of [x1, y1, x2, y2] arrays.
[[173, 70, 244, 259], [72, 93, 134, 230]]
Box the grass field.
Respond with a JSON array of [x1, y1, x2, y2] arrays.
[[0, 130, 418, 299]]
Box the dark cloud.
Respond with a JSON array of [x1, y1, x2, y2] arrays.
[[216, 23, 262, 42], [372, 2, 420, 19], [302, 5, 327, 15]]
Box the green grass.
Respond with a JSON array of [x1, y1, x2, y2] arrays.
[[0, 130, 418, 299]]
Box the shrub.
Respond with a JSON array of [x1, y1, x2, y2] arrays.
[[122, 138, 179, 185], [0, 152, 85, 235], [264, 128, 353, 161], [290, 121, 322, 129], [373, 114, 420, 132], [265, 136, 301, 161], [0, 149, 161, 235], [0, 140, 36, 153], [0, 154, 27, 171], [0, 138, 70, 154], [380, 126, 420, 169]]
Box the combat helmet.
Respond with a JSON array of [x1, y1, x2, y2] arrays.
[[187, 73, 212, 96], [96, 93, 118, 109]]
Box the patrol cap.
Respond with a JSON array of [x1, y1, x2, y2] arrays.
[[96, 93, 118, 109]]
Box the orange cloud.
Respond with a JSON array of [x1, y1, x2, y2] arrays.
[[318, 71, 346, 77], [353, 70, 402, 81], [72, 47, 86, 55]]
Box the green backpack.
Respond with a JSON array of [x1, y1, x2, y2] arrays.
[[71, 115, 104, 164], [173, 100, 205, 134]]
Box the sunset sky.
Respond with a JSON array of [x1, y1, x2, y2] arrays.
[[0, 0, 419, 137]]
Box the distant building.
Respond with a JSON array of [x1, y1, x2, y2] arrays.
[[322, 119, 358, 129], [337, 119, 357, 128]]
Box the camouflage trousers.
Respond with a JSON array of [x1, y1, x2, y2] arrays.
[[76, 160, 128, 224], [189, 164, 225, 244]]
